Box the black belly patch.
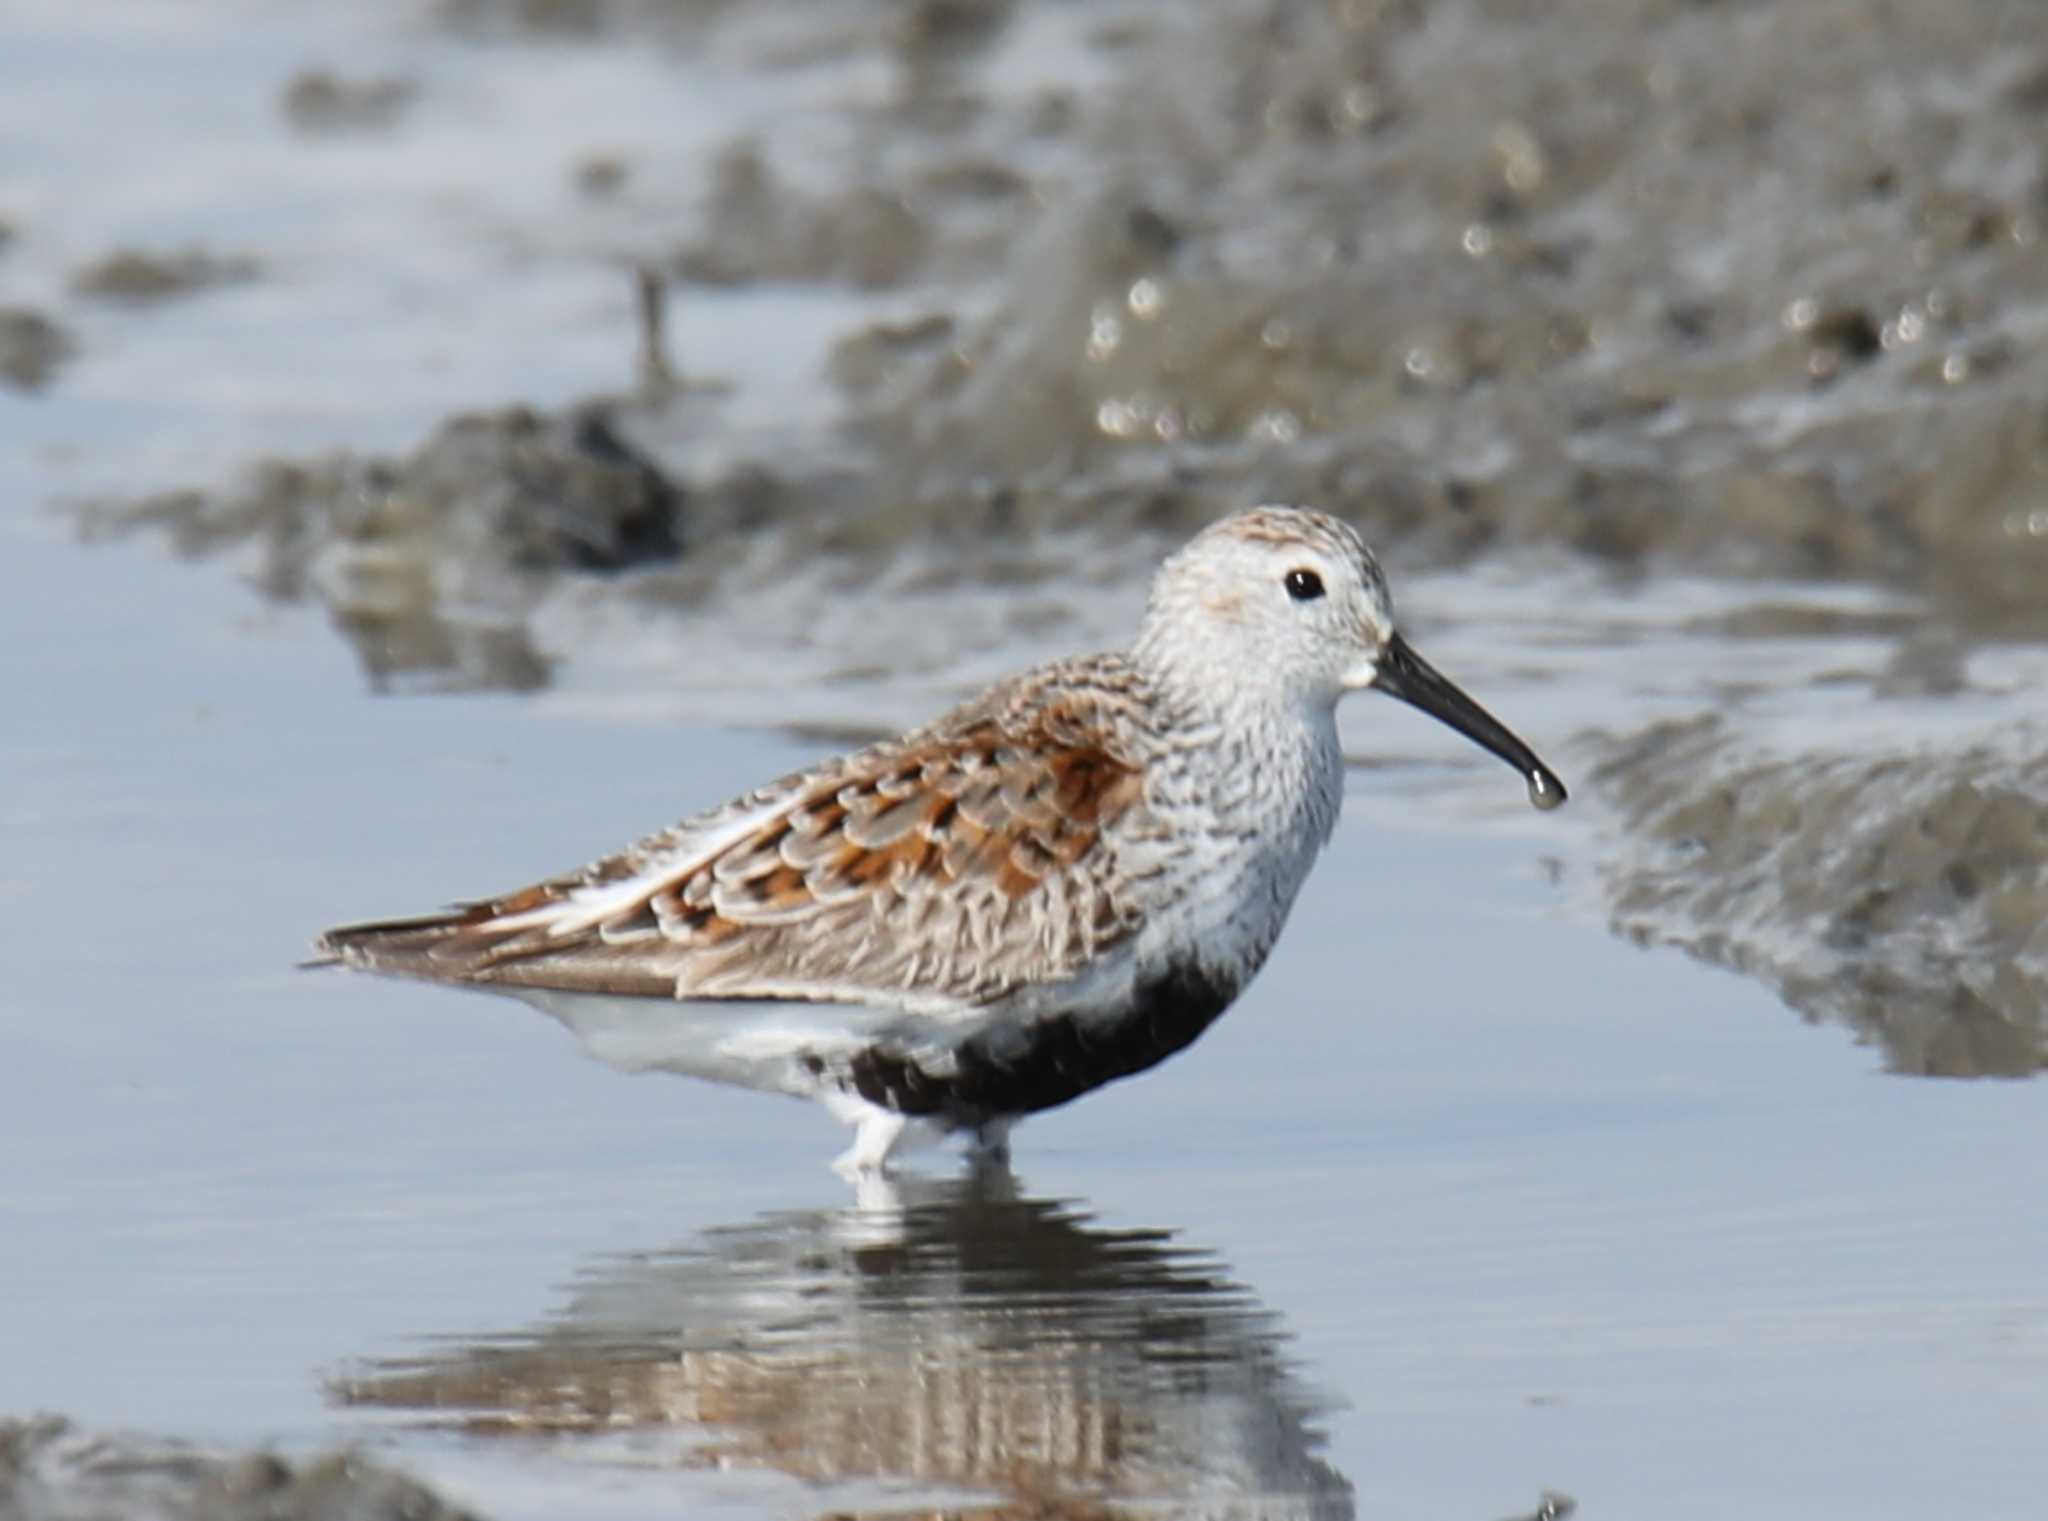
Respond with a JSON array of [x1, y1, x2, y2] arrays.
[[845, 963, 1238, 1122]]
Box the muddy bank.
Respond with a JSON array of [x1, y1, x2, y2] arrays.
[[279, 69, 417, 134], [75, 405, 695, 692], [825, 0, 2048, 629], [0, 1415, 479, 1521], [1591, 714, 2048, 1076], [70, 247, 261, 304], [75, 0, 2048, 625], [0, 309, 71, 390]]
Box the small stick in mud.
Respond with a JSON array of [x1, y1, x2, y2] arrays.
[[634, 262, 676, 397]]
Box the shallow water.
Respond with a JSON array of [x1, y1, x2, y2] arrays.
[[6, 528, 2048, 1519], [7, 1, 2048, 1516]]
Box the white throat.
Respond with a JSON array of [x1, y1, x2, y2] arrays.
[[1132, 679, 1347, 994]]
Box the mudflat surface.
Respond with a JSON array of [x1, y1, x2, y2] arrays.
[[4, 2, 2046, 1517]]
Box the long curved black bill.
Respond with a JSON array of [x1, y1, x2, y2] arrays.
[[1373, 633, 1567, 810]]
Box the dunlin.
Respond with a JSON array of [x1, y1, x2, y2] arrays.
[[315, 507, 1566, 1175]]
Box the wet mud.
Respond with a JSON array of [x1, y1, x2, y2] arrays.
[[0, 1416, 477, 1521], [70, 247, 261, 304], [0, 308, 71, 390], [367, 0, 2048, 628], [1594, 715, 2048, 1076], [78, 406, 687, 692], [279, 69, 418, 134], [79, 0, 2048, 606]]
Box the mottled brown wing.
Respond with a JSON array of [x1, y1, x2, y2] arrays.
[[317, 680, 1151, 1009]]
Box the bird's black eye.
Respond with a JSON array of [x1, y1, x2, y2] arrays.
[[1283, 568, 1325, 602]]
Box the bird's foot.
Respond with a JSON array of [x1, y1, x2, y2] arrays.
[[831, 1110, 908, 1181]]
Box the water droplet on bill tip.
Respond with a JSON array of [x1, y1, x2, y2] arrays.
[[1527, 768, 1567, 811]]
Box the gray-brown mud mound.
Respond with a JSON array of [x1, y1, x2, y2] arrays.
[[0, 1415, 482, 1521], [1593, 716, 2048, 1077], [84, 0, 2048, 631], [843, 0, 2048, 627], [79, 405, 690, 691], [71, 247, 261, 304], [0, 309, 71, 391]]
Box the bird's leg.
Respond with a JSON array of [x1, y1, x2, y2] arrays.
[[965, 1117, 1014, 1172], [832, 1109, 908, 1179]]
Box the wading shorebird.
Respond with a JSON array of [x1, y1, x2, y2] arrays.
[[314, 507, 1566, 1176]]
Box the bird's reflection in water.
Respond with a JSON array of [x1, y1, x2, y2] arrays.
[[335, 1172, 1353, 1520]]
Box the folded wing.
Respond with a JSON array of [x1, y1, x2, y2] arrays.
[[316, 666, 1152, 1013]]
